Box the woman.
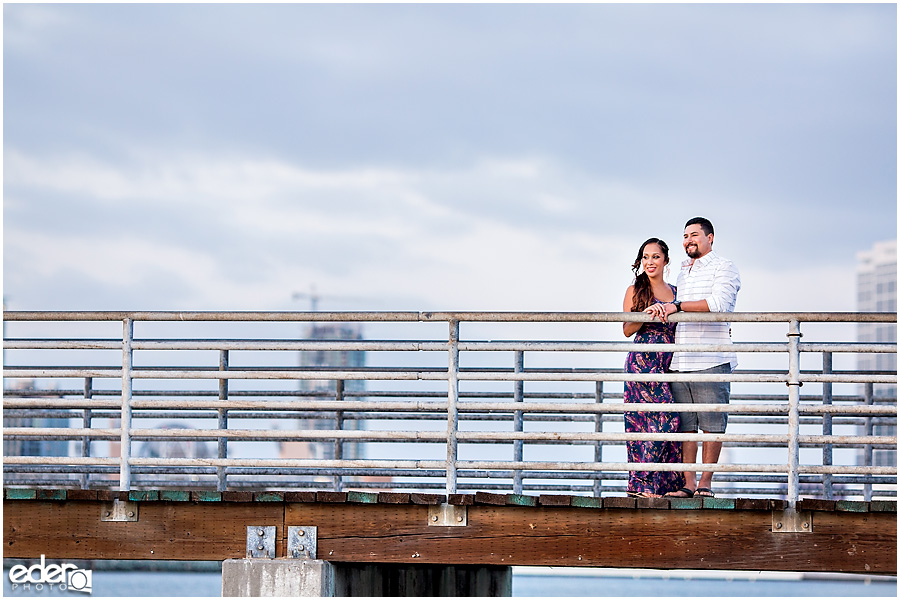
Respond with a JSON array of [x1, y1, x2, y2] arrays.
[[622, 238, 686, 497]]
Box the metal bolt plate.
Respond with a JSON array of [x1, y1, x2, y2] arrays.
[[287, 526, 317, 559], [100, 499, 138, 522], [772, 510, 813, 533], [246, 526, 276, 558], [428, 504, 467, 527]]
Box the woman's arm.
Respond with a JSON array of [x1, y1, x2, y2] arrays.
[[622, 285, 642, 337]]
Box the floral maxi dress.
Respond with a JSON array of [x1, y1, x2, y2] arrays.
[[623, 288, 686, 496]]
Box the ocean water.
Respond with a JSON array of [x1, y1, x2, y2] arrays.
[[512, 569, 897, 597], [4, 568, 896, 597]]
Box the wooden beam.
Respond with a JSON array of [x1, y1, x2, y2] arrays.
[[4, 500, 283, 561], [285, 503, 895, 574], [4, 498, 895, 575]]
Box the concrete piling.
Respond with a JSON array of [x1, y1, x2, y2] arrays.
[[221, 559, 512, 597]]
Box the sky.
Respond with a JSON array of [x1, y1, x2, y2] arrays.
[[3, 2, 897, 315]]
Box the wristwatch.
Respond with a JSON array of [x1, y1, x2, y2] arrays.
[[672, 301, 682, 312]]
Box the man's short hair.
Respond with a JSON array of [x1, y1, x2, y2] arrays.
[[685, 216, 714, 237]]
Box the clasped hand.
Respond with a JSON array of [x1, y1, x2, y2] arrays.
[[644, 303, 671, 323]]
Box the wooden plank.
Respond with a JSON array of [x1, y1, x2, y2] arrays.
[[66, 489, 99, 501], [870, 500, 897, 513], [835, 500, 869, 513], [637, 497, 669, 510], [284, 491, 317, 503], [4, 500, 283, 561], [377, 492, 410, 504], [448, 494, 474, 506], [702, 497, 735, 510], [347, 491, 378, 504], [474, 492, 506, 505], [222, 491, 253, 502], [602, 497, 636, 509], [506, 494, 537, 507], [410, 493, 445, 505], [538, 495, 573, 507], [191, 491, 222, 502], [569, 496, 602, 509], [670, 497, 703, 510], [799, 499, 836, 512], [36, 489, 66, 501], [317, 492, 348, 503], [6, 489, 37, 500], [97, 491, 129, 502], [282, 502, 896, 574], [159, 490, 191, 502], [734, 498, 769, 511], [128, 490, 159, 502], [254, 491, 284, 502]]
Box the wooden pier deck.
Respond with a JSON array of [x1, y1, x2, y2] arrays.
[[4, 489, 895, 576]]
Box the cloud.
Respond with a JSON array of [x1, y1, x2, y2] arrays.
[[5, 227, 217, 291], [3, 148, 639, 310], [3, 3, 895, 316], [3, 141, 890, 315]]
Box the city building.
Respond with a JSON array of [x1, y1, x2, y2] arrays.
[[279, 323, 366, 468], [856, 239, 897, 468]]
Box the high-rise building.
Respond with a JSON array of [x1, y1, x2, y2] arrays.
[[856, 240, 897, 468], [279, 323, 366, 464]]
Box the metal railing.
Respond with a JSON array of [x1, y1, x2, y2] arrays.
[[3, 311, 896, 508]]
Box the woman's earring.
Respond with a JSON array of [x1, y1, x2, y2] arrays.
[[665, 266, 670, 279]]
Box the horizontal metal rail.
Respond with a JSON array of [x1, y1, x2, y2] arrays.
[[3, 310, 895, 322], [5, 338, 897, 354], [3, 398, 895, 416], [4, 368, 896, 385], [5, 455, 895, 476], [3, 311, 896, 505], [4, 426, 895, 448]]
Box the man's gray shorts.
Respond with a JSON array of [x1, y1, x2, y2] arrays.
[[670, 363, 731, 434]]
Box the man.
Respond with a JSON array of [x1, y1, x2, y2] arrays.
[[646, 216, 741, 498]]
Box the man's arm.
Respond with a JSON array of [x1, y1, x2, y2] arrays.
[[654, 260, 739, 320], [704, 260, 741, 313], [675, 298, 710, 313], [652, 297, 707, 321]]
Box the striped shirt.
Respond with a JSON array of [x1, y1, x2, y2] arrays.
[[671, 250, 741, 372]]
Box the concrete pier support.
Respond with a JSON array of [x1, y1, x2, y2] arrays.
[[222, 560, 512, 597], [334, 563, 512, 597], [222, 559, 335, 597]]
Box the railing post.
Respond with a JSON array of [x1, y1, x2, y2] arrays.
[[120, 318, 133, 491], [593, 381, 604, 498], [446, 319, 460, 495], [333, 379, 345, 492], [863, 382, 874, 501], [217, 350, 229, 492], [786, 319, 802, 507], [512, 351, 524, 495], [822, 352, 833, 499], [81, 377, 93, 490]]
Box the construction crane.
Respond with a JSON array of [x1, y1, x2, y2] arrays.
[[291, 285, 368, 311]]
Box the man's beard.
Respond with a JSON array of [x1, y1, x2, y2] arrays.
[[685, 244, 701, 258]]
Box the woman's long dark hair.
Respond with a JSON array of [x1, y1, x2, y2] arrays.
[[630, 237, 669, 313]]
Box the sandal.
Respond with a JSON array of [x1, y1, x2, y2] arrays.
[[665, 487, 695, 498], [696, 488, 715, 497]]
